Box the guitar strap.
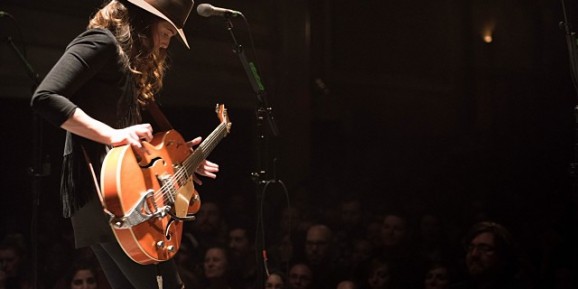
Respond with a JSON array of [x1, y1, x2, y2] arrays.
[[81, 145, 113, 218], [145, 100, 173, 131]]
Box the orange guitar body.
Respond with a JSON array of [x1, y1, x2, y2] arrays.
[[100, 130, 201, 265]]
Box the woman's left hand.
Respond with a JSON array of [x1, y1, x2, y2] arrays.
[[188, 136, 219, 185]]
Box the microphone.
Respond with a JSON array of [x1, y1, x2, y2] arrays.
[[196, 3, 242, 18]]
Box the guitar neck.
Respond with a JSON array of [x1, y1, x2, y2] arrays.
[[183, 122, 228, 176]]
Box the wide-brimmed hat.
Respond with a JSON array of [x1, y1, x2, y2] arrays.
[[125, 0, 194, 48]]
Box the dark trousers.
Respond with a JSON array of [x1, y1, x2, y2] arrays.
[[92, 242, 184, 289]]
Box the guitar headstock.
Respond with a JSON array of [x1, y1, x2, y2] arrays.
[[215, 104, 232, 135]]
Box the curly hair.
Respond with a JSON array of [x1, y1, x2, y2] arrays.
[[87, 0, 167, 107]]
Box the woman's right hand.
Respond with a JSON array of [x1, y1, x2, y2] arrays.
[[109, 123, 154, 149], [61, 108, 153, 150]]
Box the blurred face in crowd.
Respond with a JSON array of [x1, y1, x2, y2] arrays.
[[278, 234, 294, 262], [366, 220, 383, 247], [420, 214, 442, 242], [341, 200, 362, 228], [174, 242, 191, 266], [229, 228, 250, 258], [195, 202, 222, 234], [305, 225, 332, 265], [466, 232, 499, 279], [70, 269, 97, 289], [368, 263, 391, 289], [381, 215, 407, 247], [289, 264, 312, 289], [265, 273, 285, 289], [0, 247, 21, 277], [337, 280, 357, 289], [281, 207, 300, 234], [424, 266, 450, 289], [204, 247, 228, 279], [351, 239, 372, 265]]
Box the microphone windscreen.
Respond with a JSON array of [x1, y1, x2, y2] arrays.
[[196, 4, 214, 17]]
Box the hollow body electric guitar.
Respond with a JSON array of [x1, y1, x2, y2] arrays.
[[100, 104, 231, 264]]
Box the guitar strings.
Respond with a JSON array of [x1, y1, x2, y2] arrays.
[[152, 123, 225, 203], [150, 123, 228, 206]]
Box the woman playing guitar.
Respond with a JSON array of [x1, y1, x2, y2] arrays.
[[30, 1, 219, 288]]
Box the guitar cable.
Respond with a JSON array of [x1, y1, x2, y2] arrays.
[[256, 179, 290, 280]]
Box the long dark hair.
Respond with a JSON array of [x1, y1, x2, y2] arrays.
[[88, 0, 167, 106]]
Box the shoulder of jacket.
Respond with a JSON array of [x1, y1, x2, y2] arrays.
[[67, 28, 118, 50]]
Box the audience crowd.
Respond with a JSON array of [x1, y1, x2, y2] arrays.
[[0, 189, 574, 289]]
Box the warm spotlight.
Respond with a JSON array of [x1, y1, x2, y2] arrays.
[[481, 20, 495, 44]]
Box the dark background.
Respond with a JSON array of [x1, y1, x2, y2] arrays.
[[0, 0, 577, 280]]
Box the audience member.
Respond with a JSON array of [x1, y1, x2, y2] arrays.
[[279, 207, 313, 240], [37, 210, 76, 289], [339, 197, 365, 235], [268, 233, 297, 274], [381, 213, 409, 249], [40, 235, 74, 289], [423, 261, 454, 289], [0, 234, 31, 289], [416, 213, 456, 261], [202, 246, 233, 289], [336, 280, 357, 289], [449, 221, 523, 289], [63, 262, 99, 289], [288, 263, 313, 289], [265, 271, 288, 289], [185, 201, 228, 264], [194, 201, 228, 242], [51, 251, 110, 289], [345, 238, 374, 283], [272, 206, 312, 267], [173, 236, 201, 289], [365, 218, 384, 250], [378, 212, 422, 289], [305, 224, 333, 266], [304, 224, 343, 289], [280, 207, 301, 237], [359, 256, 392, 289], [227, 222, 257, 289], [334, 197, 366, 265]]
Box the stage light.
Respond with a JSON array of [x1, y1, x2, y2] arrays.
[[481, 21, 495, 44]]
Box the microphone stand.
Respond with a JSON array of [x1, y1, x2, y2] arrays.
[[5, 31, 43, 289], [224, 16, 280, 289], [560, 1, 578, 95], [559, 0, 578, 276]]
